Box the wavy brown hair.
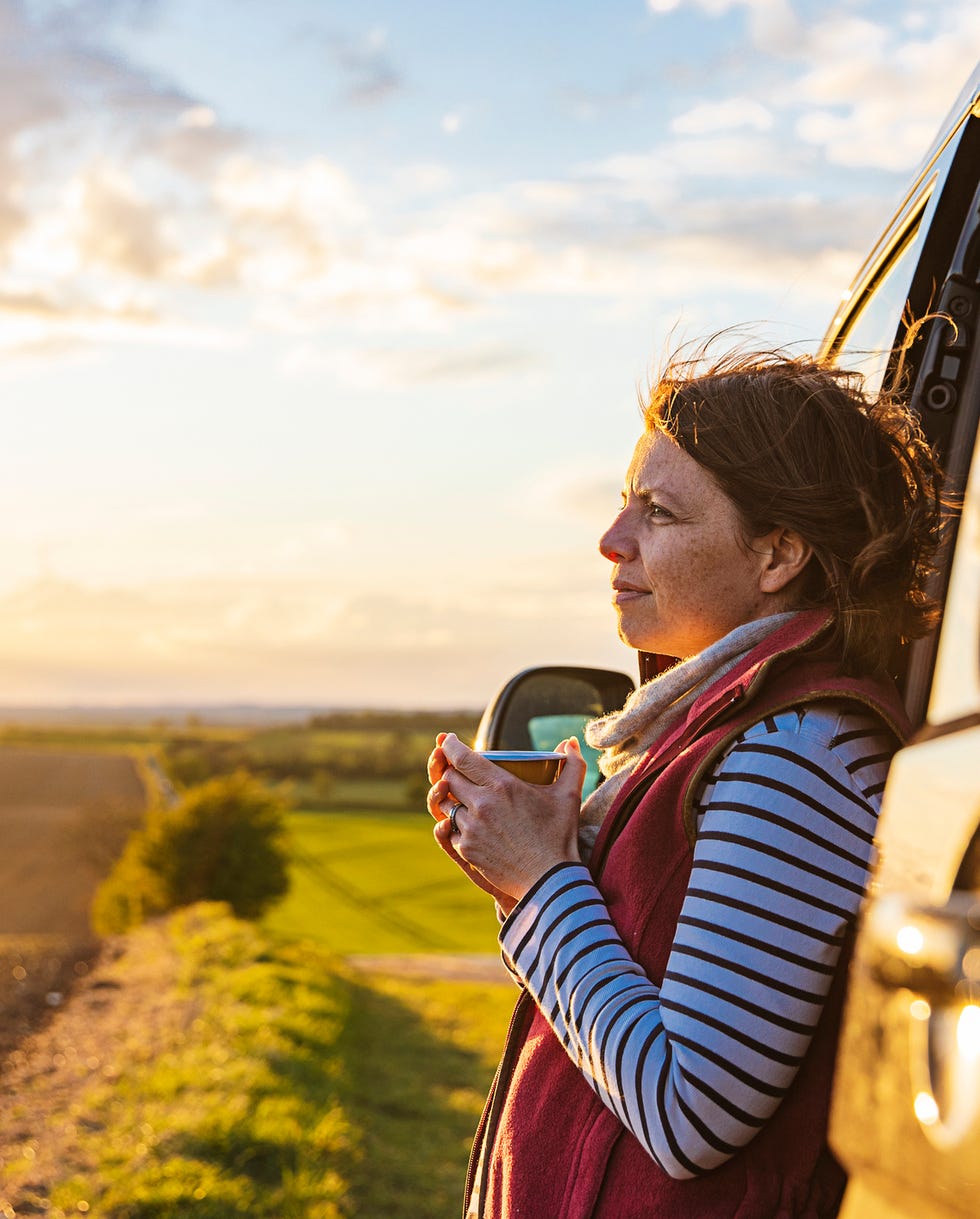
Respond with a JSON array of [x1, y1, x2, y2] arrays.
[[645, 343, 948, 675]]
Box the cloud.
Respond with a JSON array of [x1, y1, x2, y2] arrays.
[[284, 341, 541, 388], [149, 113, 249, 177], [670, 97, 774, 135], [390, 162, 455, 195], [389, 145, 882, 320], [0, 1, 226, 339], [73, 165, 175, 277], [0, 288, 71, 317], [26, 0, 163, 38], [559, 82, 645, 123], [184, 154, 366, 291], [213, 155, 363, 229], [0, 13, 65, 140], [1, 0, 975, 361], [788, 7, 980, 170], [589, 130, 801, 188], [178, 105, 215, 129], [194, 135, 875, 342], [0, 95, 886, 359], [646, 0, 800, 51], [0, 298, 237, 358], [645, 0, 979, 171], [0, 10, 795, 346], [327, 25, 404, 106]]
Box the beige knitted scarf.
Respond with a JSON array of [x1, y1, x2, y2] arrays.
[[578, 612, 800, 859]]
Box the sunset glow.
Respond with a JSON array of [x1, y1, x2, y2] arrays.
[[2, 0, 978, 708]]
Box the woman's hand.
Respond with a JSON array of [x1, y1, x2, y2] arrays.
[[426, 734, 588, 911]]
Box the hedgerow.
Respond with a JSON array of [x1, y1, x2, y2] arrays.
[[92, 773, 290, 934]]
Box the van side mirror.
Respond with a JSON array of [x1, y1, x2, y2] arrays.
[[473, 666, 635, 799]]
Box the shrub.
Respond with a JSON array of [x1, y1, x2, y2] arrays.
[[403, 770, 431, 810], [92, 773, 291, 935]]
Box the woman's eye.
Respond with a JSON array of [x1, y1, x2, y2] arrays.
[[620, 492, 672, 520]]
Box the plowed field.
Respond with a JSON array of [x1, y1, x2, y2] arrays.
[[0, 748, 146, 1062]]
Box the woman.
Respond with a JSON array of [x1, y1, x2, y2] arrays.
[[426, 347, 944, 1219]]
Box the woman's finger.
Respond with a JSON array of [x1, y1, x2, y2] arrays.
[[433, 816, 457, 852], [436, 766, 485, 813], [426, 732, 453, 783], [554, 737, 589, 798], [426, 777, 453, 821], [440, 733, 501, 785], [427, 744, 449, 784]]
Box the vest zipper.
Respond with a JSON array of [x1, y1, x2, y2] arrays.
[[464, 990, 534, 1218]]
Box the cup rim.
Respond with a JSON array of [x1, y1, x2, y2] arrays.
[[478, 750, 564, 761]]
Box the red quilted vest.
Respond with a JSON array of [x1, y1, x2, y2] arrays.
[[467, 612, 910, 1219]]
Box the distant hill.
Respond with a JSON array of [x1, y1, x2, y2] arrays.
[[0, 704, 482, 728]]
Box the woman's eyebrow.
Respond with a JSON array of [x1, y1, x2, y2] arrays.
[[629, 477, 679, 502]]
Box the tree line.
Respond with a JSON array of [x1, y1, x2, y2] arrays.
[[159, 710, 482, 796]]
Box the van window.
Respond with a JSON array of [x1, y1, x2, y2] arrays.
[[831, 202, 930, 396]]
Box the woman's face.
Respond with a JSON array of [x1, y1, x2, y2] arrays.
[[599, 429, 783, 659]]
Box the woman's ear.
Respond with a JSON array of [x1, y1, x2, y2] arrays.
[[758, 527, 813, 594]]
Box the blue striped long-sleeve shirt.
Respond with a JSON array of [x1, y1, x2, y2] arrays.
[[498, 704, 893, 1179]]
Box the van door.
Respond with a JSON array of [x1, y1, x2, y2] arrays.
[[831, 391, 980, 1219], [823, 65, 980, 1219]]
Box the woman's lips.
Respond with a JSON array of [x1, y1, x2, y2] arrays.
[[612, 583, 648, 604]]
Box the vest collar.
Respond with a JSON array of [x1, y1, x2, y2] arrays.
[[642, 610, 835, 774], [688, 608, 834, 720]]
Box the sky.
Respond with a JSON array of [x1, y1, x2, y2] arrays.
[[0, 0, 978, 709]]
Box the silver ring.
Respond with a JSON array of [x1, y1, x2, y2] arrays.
[[449, 802, 464, 835]]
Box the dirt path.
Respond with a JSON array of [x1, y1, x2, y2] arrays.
[[0, 746, 147, 1081], [346, 952, 512, 984], [0, 927, 189, 1216]]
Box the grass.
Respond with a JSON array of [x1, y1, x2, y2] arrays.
[[264, 810, 502, 955], [335, 970, 513, 1217], [322, 777, 412, 809], [0, 725, 192, 753], [22, 904, 514, 1219], [294, 777, 414, 812]]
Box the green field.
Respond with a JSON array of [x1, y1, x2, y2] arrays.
[[264, 809, 502, 955], [316, 777, 418, 810]]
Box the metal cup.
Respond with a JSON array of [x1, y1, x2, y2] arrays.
[[479, 750, 565, 784]]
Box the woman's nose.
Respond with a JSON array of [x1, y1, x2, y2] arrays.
[[599, 513, 631, 563]]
